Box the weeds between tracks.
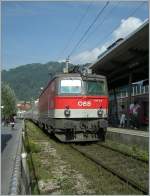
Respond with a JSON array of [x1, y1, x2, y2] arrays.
[[24, 120, 145, 195]]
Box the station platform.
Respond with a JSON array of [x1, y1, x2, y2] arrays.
[[106, 127, 149, 151]]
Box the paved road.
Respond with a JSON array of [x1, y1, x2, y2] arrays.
[[1, 119, 23, 195]]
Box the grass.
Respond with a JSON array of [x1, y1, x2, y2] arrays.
[[24, 121, 79, 194], [43, 139, 142, 195], [25, 121, 49, 141], [102, 140, 149, 162], [30, 141, 41, 153], [24, 120, 143, 195]]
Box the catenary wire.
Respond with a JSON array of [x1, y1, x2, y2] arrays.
[[68, 1, 110, 58], [69, 1, 146, 61], [89, 1, 146, 51], [76, 1, 121, 52], [56, 1, 92, 61]]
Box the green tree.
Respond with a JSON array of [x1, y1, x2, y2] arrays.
[[1, 83, 17, 118]]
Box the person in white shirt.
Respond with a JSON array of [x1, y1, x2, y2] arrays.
[[119, 105, 126, 128]]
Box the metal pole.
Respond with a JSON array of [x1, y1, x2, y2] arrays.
[[66, 56, 69, 73], [127, 72, 132, 127], [113, 88, 119, 126]]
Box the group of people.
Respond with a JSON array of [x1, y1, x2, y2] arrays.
[[119, 101, 141, 129]]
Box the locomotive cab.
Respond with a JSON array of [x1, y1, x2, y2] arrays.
[[52, 73, 109, 142], [38, 68, 109, 142]]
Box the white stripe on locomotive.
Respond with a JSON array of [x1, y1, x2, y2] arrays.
[[44, 108, 108, 118]]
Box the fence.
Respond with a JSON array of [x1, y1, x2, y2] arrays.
[[9, 121, 31, 195], [118, 85, 149, 99]]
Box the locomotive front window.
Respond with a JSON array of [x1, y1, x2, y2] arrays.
[[85, 80, 106, 95], [60, 79, 81, 94]]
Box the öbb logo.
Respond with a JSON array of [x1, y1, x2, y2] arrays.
[[78, 101, 91, 107]]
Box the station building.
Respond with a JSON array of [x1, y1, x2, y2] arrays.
[[89, 20, 149, 128]]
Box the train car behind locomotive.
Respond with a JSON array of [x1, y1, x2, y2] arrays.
[[38, 70, 109, 142]]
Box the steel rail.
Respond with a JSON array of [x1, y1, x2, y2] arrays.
[[96, 143, 148, 163], [70, 145, 148, 195]]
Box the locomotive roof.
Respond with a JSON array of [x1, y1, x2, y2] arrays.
[[39, 73, 106, 98], [53, 73, 106, 79]]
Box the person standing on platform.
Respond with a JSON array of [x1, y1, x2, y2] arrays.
[[119, 105, 126, 128], [132, 101, 141, 129], [129, 103, 134, 128]]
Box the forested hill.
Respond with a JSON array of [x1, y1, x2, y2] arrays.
[[2, 61, 68, 101], [2, 61, 89, 101]]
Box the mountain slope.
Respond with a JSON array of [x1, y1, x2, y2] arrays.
[[2, 62, 66, 101]]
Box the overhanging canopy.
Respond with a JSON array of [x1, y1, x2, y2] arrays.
[[89, 20, 149, 89]]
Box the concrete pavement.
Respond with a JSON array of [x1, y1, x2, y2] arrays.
[[107, 127, 149, 150], [1, 119, 23, 195]]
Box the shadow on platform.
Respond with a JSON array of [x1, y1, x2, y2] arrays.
[[1, 134, 12, 152]]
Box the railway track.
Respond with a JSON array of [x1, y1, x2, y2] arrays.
[[70, 144, 149, 195], [26, 121, 149, 194], [96, 143, 148, 163]]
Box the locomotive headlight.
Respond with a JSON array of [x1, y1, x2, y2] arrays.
[[64, 109, 71, 117], [97, 109, 103, 117]]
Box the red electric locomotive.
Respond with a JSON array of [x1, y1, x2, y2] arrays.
[[37, 69, 109, 142]]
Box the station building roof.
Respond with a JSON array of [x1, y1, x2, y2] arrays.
[[89, 20, 149, 89]]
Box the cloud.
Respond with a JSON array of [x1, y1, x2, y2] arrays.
[[113, 17, 143, 39], [71, 17, 144, 65], [58, 59, 65, 63], [71, 45, 107, 64]]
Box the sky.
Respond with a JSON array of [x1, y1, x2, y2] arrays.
[[1, 0, 149, 70]]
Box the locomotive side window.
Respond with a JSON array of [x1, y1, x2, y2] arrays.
[[85, 80, 106, 95], [60, 79, 81, 94]]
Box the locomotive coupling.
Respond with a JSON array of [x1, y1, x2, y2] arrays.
[[99, 119, 108, 128]]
